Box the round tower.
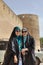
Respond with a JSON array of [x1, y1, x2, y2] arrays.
[[18, 14, 40, 51]]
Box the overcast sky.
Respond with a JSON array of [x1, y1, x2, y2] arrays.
[[3, 0, 43, 37]]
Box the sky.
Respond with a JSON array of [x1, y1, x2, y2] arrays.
[[3, 0, 43, 37]]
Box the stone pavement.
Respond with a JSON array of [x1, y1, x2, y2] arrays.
[[40, 63, 43, 65]]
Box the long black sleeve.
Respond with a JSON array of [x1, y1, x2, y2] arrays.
[[29, 36, 35, 53], [2, 38, 16, 65]]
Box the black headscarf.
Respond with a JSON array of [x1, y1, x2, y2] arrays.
[[9, 26, 20, 41]]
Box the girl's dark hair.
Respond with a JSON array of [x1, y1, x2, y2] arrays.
[[9, 27, 20, 41]]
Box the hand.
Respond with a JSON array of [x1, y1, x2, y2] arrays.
[[22, 48, 28, 52], [21, 48, 28, 55], [24, 48, 28, 51], [14, 55, 18, 63], [21, 49, 25, 55]]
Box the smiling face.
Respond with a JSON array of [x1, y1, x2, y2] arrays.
[[15, 30, 20, 36], [22, 31, 28, 36]]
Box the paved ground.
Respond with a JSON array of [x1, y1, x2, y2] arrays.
[[40, 63, 43, 65]]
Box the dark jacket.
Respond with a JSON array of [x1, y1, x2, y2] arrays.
[[2, 38, 19, 65], [21, 34, 36, 65]]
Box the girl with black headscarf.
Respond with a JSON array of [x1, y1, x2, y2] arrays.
[[2, 27, 22, 65]]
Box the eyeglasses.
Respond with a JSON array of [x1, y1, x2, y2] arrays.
[[22, 31, 27, 33]]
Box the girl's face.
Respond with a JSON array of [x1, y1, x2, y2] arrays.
[[15, 30, 20, 36], [22, 31, 28, 36]]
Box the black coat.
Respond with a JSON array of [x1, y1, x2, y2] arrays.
[[2, 38, 19, 65], [21, 35, 36, 65]]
